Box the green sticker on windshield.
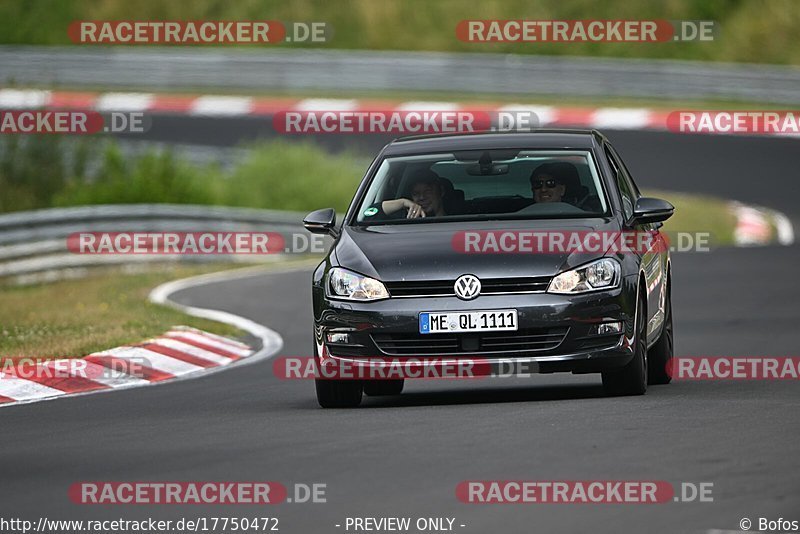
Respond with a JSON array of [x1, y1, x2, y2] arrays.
[[364, 207, 379, 216]]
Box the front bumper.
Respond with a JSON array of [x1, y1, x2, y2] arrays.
[[314, 284, 637, 375]]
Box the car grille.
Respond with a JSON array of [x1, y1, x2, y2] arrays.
[[371, 327, 569, 356], [383, 276, 551, 298]]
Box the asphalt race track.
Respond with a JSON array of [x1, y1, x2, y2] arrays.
[[1, 129, 798, 533]]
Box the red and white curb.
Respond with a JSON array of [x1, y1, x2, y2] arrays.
[[4, 88, 800, 137], [0, 327, 251, 405], [0, 265, 286, 408], [731, 202, 795, 247], [0, 88, 687, 131]]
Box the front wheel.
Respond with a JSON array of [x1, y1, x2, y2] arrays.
[[315, 379, 363, 408], [602, 291, 647, 396], [647, 283, 673, 385]]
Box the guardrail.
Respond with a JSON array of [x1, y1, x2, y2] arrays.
[[1, 46, 800, 104], [0, 204, 311, 281]]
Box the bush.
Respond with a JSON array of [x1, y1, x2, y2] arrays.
[[221, 141, 367, 212], [0, 136, 73, 212], [0, 136, 369, 214], [54, 143, 219, 206]]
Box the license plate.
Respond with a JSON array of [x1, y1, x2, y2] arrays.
[[419, 310, 518, 334]]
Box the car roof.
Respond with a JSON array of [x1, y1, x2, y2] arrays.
[[383, 129, 605, 156]]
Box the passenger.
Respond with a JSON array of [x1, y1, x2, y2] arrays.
[[378, 169, 447, 219], [529, 162, 578, 204]]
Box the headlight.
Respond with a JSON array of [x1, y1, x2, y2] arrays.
[[547, 258, 621, 294], [327, 267, 390, 301]]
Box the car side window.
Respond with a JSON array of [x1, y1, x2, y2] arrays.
[[609, 145, 641, 198], [604, 144, 634, 220]]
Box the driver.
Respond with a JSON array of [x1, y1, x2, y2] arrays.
[[377, 169, 447, 219], [529, 162, 576, 204]]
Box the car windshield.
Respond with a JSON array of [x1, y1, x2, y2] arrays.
[[354, 149, 608, 224]]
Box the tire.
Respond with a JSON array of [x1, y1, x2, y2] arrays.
[[364, 379, 405, 396], [602, 290, 648, 396], [315, 379, 363, 408], [647, 282, 673, 385]]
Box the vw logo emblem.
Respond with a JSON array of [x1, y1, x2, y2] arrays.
[[454, 274, 481, 300]]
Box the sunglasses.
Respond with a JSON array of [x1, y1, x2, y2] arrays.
[[532, 179, 559, 189]]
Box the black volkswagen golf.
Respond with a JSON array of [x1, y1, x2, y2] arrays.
[[304, 130, 674, 407]]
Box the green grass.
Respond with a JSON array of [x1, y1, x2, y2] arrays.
[[0, 264, 247, 359], [1, 0, 800, 65], [646, 189, 738, 246]]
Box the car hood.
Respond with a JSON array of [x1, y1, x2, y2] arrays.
[[334, 218, 621, 282]]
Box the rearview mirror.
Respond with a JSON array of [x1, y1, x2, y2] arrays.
[[631, 197, 674, 225], [465, 163, 510, 176], [303, 208, 337, 236]]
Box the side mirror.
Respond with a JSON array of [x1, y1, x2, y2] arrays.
[[303, 208, 338, 236], [631, 197, 674, 225]]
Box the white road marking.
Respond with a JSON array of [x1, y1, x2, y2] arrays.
[[150, 337, 236, 366], [0, 89, 52, 108], [99, 346, 205, 376], [0, 373, 65, 401], [496, 104, 555, 126], [190, 95, 253, 116], [295, 98, 359, 111], [172, 326, 252, 349], [396, 101, 461, 112], [592, 107, 652, 129], [164, 330, 252, 356], [769, 209, 796, 245], [95, 92, 154, 112], [64, 360, 150, 388]]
